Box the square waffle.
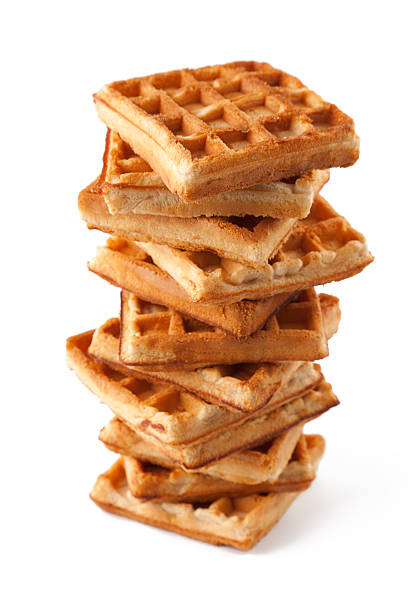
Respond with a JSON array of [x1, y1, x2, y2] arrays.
[[66, 329, 337, 467], [101, 129, 329, 218], [88, 292, 339, 412], [118, 288, 328, 367], [135, 195, 373, 303], [79, 179, 297, 267], [88, 236, 296, 338], [122, 434, 320, 502], [94, 61, 359, 201], [90, 434, 325, 550], [100, 419, 305, 485]]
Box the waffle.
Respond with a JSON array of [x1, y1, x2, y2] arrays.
[[118, 288, 328, 367], [94, 61, 359, 201], [88, 236, 296, 338], [67, 330, 337, 467], [67, 328, 325, 447], [123, 434, 319, 502], [110, 381, 335, 469], [90, 434, 324, 550], [136, 195, 373, 303], [79, 179, 297, 267], [100, 419, 305, 485], [101, 129, 329, 218], [89, 293, 339, 411]]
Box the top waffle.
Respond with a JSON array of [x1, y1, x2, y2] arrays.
[[94, 61, 359, 201], [101, 130, 329, 218]]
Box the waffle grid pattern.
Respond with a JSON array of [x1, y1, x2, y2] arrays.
[[67, 330, 312, 446], [90, 434, 324, 549], [95, 62, 358, 200], [138, 195, 373, 302], [88, 236, 297, 336], [101, 418, 305, 485], [101, 129, 329, 218], [110, 65, 334, 156], [91, 318, 304, 411], [66, 330, 337, 467], [119, 288, 328, 366], [88, 292, 338, 412], [122, 433, 314, 502]]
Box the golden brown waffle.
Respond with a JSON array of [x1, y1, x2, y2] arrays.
[[101, 130, 329, 218], [123, 434, 318, 502], [67, 328, 323, 447], [101, 419, 305, 485], [135, 195, 373, 303], [94, 61, 359, 201], [89, 293, 339, 412], [121, 381, 335, 469], [79, 179, 297, 267], [92, 325, 311, 412], [90, 434, 325, 550], [118, 288, 328, 367], [88, 236, 296, 338], [66, 330, 337, 467]]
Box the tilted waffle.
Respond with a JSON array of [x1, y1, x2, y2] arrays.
[[89, 293, 339, 412], [104, 381, 335, 469], [67, 328, 323, 447], [88, 236, 296, 338], [90, 434, 325, 550], [94, 61, 359, 201], [136, 195, 373, 303], [101, 129, 329, 218], [118, 288, 328, 367], [79, 179, 297, 267], [123, 434, 319, 502], [101, 419, 305, 485], [66, 330, 337, 467]]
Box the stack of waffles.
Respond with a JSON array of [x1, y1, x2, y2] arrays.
[[67, 62, 373, 550]]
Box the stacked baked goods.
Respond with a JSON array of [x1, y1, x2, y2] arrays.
[[67, 61, 373, 550]]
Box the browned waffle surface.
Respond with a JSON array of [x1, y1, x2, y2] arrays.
[[105, 380, 334, 469], [90, 433, 325, 549], [118, 288, 328, 367], [122, 434, 319, 502], [79, 179, 297, 267], [101, 420, 308, 486], [89, 293, 339, 412], [94, 61, 359, 201], [67, 329, 323, 446], [135, 195, 373, 303], [66, 329, 337, 467], [91, 323, 312, 412], [101, 129, 329, 218], [88, 236, 296, 337]]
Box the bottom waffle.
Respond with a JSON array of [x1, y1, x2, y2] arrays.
[[90, 434, 324, 550], [123, 434, 321, 503]]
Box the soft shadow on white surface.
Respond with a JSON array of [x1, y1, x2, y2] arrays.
[[221, 479, 352, 556]]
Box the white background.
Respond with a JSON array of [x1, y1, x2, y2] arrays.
[[2, 2, 407, 610]]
